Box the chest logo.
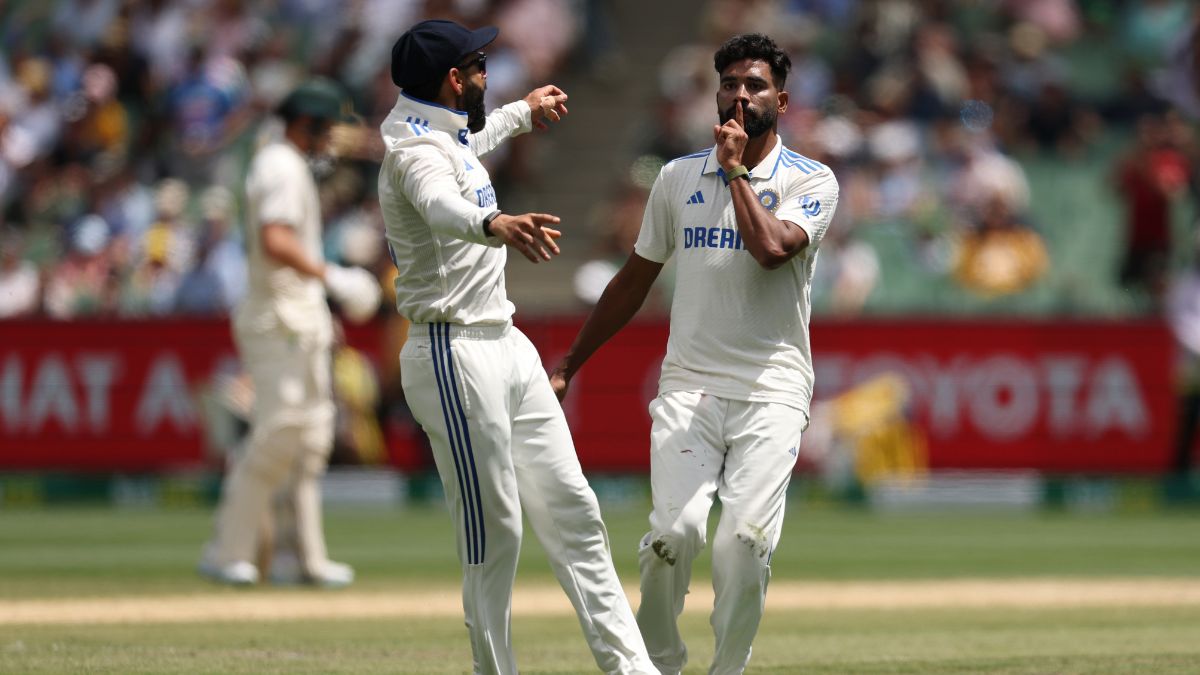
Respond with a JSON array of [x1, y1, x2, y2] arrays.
[[686, 190, 705, 205], [758, 189, 780, 213]]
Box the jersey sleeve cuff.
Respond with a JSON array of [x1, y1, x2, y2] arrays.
[[633, 243, 669, 264]]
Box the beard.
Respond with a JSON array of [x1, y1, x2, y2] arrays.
[[720, 103, 776, 138], [460, 79, 487, 133]]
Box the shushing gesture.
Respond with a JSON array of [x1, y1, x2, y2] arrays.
[[714, 100, 749, 171]]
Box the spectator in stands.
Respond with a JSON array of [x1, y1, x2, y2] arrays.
[[0, 228, 40, 318], [168, 186, 250, 319], [43, 214, 114, 319], [1113, 110, 1193, 306], [0, 103, 23, 212], [52, 0, 120, 50], [813, 226, 881, 316], [139, 178, 197, 277], [953, 193, 1048, 297], [8, 58, 63, 163], [121, 225, 181, 316], [63, 63, 129, 164], [195, 185, 247, 311], [164, 49, 251, 183]]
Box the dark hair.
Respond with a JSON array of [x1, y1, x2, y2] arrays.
[[713, 33, 791, 89]]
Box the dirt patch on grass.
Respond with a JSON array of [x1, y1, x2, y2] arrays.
[[5, 578, 1200, 626]]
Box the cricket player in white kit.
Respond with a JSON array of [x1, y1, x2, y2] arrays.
[[380, 20, 655, 675], [551, 34, 840, 675], [199, 79, 380, 587]]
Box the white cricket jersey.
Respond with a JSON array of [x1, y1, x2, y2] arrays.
[[379, 92, 532, 325], [236, 139, 331, 341], [634, 138, 840, 416]]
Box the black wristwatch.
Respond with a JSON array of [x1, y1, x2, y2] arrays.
[[482, 210, 502, 237]]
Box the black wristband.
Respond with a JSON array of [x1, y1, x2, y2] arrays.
[[482, 210, 501, 237]]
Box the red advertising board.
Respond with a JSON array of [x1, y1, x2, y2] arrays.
[[0, 318, 1177, 473], [0, 320, 240, 471], [521, 318, 1176, 473], [806, 320, 1174, 472]]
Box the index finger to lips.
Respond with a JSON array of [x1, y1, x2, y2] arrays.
[[735, 100, 744, 126]]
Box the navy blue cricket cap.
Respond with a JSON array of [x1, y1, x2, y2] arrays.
[[391, 19, 499, 89]]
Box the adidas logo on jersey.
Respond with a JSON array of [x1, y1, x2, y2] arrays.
[[685, 191, 705, 205], [405, 116, 431, 136]]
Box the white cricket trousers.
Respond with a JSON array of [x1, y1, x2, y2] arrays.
[[637, 391, 803, 675], [207, 328, 336, 575], [401, 322, 656, 675]]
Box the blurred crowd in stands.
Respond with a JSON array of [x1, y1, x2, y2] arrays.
[[0, 0, 585, 320], [585, 0, 1200, 316], [1, 0, 1199, 322]]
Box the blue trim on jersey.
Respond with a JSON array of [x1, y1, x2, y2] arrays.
[[782, 149, 824, 173], [400, 90, 468, 116], [441, 322, 486, 564], [430, 323, 483, 565]]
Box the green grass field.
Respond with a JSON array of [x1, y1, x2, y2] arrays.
[[2, 503, 1199, 673]]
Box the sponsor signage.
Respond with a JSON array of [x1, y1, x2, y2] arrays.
[[0, 319, 1176, 472]]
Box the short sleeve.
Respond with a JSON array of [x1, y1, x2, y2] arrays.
[[253, 153, 306, 228], [775, 170, 840, 251], [633, 172, 675, 263]]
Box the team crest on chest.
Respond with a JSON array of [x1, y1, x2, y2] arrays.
[[757, 189, 780, 213]]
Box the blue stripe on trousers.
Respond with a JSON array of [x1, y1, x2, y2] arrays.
[[430, 323, 479, 564], [441, 323, 486, 564]]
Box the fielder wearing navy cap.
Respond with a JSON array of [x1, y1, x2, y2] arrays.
[[391, 20, 498, 90]]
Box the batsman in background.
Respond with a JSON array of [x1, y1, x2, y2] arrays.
[[199, 79, 381, 587], [379, 19, 655, 675], [551, 34, 840, 675]]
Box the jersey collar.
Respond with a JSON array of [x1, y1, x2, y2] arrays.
[[701, 136, 785, 181], [390, 91, 471, 145]]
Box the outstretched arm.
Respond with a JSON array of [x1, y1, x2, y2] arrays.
[[550, 253, 663, 400], [469, 85, 569, 157]]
